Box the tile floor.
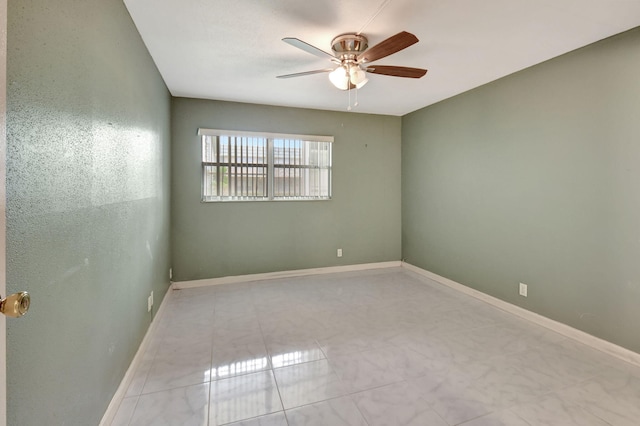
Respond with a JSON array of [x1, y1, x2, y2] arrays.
[[110, 267, 640, 425]]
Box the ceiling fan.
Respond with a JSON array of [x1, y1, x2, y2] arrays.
[[277, 31, 427, 90]]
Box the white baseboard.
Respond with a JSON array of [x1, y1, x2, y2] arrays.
[[100, 284, 174, 426], [402, 262, 640, 369], [173, 261, 402, 289]]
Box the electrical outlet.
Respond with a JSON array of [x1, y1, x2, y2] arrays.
[[337, 248, 343, 257], [169, 268, 173, 280], [147, 291, 154, 312], [519, 283, 528, 297]]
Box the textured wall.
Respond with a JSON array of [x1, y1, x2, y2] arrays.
[[172, 98, 401, 281], [0, 0, 7, 421], [6, 0, 171, 424], [402, 28, 640, 353]]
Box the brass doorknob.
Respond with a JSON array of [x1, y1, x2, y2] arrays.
[[0, 292, 30, 318]]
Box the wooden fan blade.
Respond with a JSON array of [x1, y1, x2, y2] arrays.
[[357, 31, 419, 63], [276, 69, 334, 79], [366, 65, 427, 78], [283, 37, 336, 60]]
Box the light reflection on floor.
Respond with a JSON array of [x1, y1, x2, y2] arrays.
[[112, 268, 640, 426]]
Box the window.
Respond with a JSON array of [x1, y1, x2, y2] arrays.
[[199, 129, 333, 202]]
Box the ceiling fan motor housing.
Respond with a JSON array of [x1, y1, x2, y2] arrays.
[[331, 34, 368, 56]]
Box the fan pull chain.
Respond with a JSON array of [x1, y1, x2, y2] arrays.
[[346, 86, 360, 112]]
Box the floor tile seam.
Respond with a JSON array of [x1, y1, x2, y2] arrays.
[[211, 341, 271, 366], [216, 411, 289, 426], [123, 363, 154, 399], [263, 337, 322, 352], [591, 361, 640, 381], [138, 379, 212, 398], [126, 327, 167, 399], [210, 323, 265, 347], [281, 410, 292, 426], [467, 366, 561, 397], [507, 390, 616, 426], [352, 345, 436, 377], [453, 408, 532, 426], [159, 326, 216, 336], [550, 374, 640, 417], [152, 349, 214, 366], [362, 378, 433, 404], [268, 360, 292, 423], [313, 338, 336, 364], [479, 362, 565, 386], [343, 379, 449, 426], [541, 371, 602, 395], [345, 392, 374, 426], [443, 396, 514, 425], [318, 326, 531, 359], [278, 354, 408, 406], [607, 363, 640, 381], [211, 364, 274, 383], [280, 393, 373, 422], [537, 388, 583, 403], [313, 353, 355, 390], [159, 323, 217, 333], [276, 391, 340, 411], [399, 344, 453, 368], [254, 311, 288, 419], [324, 347, 403, 364], [270, 354, 331, 370], [554, 373, 603, 393], [206, 379, 213, 426], [579, 402, 621, 426], [476, 344, 547, 363], [495, 387, 600, 419], [116, 394, 140, 426], [452, 412, 482, 426], [509, 409, 535, 426], [453, 321, 513, 335], [122, 294, 185, 401], [457, 318, 510, 334], [331, 375, 408, 403], [209, 371, 283, 425], [211, 345, 271, 361], [431, 326, 510, 348], [398, 367, 434, 383], [423, 326, 481, 341], [322, 346, 382, 364], [428, 408, 449, 426], [206, 317, 219, 419]]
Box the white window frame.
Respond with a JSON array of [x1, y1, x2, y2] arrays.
[[199, 128, 333, 202]]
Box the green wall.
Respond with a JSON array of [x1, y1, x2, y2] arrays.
[[171, 98, 401, 281], [6, 0, 171, 424], [402, 28, 640, 353], [5, 1, 638, 422]]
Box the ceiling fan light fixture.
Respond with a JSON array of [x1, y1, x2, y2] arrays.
[[355, 77, 368, 89], [329, 66, 350, 90], [349, 65, 368, 88]]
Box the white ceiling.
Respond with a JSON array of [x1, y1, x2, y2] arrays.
[[124, 0, 640, 116]]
